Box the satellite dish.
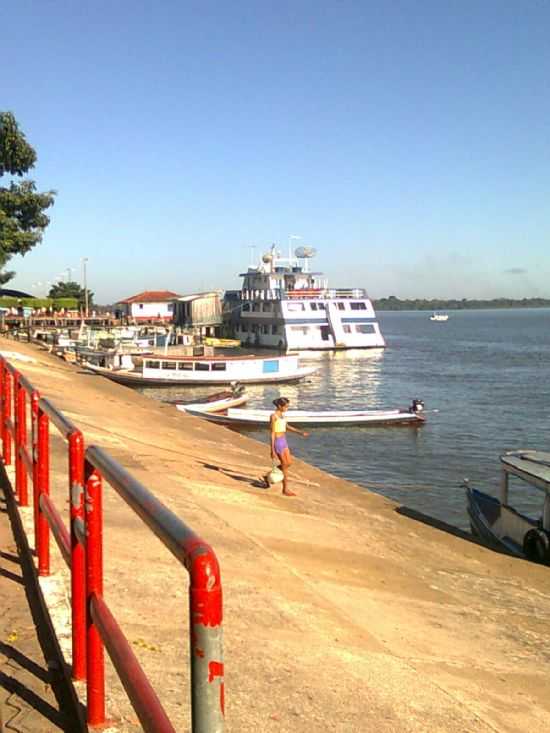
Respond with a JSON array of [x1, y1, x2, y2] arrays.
[[262, 253, 273, 263], [295, 246, 317, 259]]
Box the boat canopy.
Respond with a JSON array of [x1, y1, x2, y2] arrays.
[[501, 450, 550, 495]]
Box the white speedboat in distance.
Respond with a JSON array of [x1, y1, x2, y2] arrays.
[[224, 245, 385, 351], [430, 312, 449, 322]]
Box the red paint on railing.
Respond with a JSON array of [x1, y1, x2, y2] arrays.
[[0, 355, 225, 731], [85, 466, 105, 726], [40, 494, 71, 566], [37, 406, 50, 575], [1, 362, 12, 465], [69, 430, 86, 681]]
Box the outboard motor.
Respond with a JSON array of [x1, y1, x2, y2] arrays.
[[410, 399, 424, 414]]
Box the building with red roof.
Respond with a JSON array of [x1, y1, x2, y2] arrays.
[[116, 290, 181, 322]]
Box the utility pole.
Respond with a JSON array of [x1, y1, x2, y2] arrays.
[[82, 257, 89, 318]]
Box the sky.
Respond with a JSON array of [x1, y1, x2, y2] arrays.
[[2, 0, 549, 303]]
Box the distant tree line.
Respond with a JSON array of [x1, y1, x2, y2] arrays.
[[373, 296, 550, 311]]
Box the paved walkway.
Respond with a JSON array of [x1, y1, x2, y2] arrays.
[[2, 340, 550, 731], [0, 469, 83, 733]]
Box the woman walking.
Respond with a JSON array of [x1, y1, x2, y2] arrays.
[[267, 397, 308, 496]]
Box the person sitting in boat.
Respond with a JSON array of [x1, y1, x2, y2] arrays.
[[267, 397, 308, 496]]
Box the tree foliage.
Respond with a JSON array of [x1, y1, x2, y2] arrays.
[[373, 296, 550, 311], [0, 111, 56, 284], [48, 280, 93, 308]]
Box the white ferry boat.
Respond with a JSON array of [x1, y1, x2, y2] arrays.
[[225, 245, 385, 351], [84, 353, 316, 386]]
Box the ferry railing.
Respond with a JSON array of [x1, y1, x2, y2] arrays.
[[84, 445, 224, 731], [0, 355, 225, 731]]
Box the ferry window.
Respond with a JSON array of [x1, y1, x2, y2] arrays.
[[272, 325, 280, 335], [178, 362, 194, 370], [318, 302, 325, 310], [310, 303, 318, 310], [262, 325, 269, 334], [241, 323, 249, 332], [212, 363, 227, 371], [242, 303, 250, 312], [287, 302, 305, 311], [145, 360, 160, 369], [262, 303, 271, 312], [162, 361, 177, 370], [320, 326, 330, 340], [350, 302, 366, 310], [252, 303, 260, 312], [355, 324, 375, 334], [343, 325, 352, 333], [195, 363, 210, 371], [337, 303, 346, 311]]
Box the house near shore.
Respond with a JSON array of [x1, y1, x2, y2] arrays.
[[172, 291, 223, 337], [116, 290, 181, 322]]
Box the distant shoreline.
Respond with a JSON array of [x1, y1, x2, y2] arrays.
[[373, 297, 550, 311]]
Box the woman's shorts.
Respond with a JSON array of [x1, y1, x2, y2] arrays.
[[274, 436, 288, 455]]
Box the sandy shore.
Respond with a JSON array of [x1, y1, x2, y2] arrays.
[[3, 339, 550, 732]]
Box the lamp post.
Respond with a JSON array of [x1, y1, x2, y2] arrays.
[[81, 258, 89, 318]]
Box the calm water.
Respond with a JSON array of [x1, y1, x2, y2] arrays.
[[141, 309, 550, 529]]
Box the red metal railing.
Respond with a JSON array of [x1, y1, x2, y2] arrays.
[[0, 355, 224, 731]]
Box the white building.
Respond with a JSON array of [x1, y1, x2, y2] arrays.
[[117, 290, 181, 322]]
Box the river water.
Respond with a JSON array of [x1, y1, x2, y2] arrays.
[[141, 308, 550, 530]]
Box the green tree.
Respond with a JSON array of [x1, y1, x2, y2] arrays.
[[48, 280, 93, 309], [0, 112, 56, 284]]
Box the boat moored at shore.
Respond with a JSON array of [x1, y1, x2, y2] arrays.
[[84, 352, 317, 386], [224, 244, 385, 351], [184, 399, 425, 427], [465, 450, 550, 564]]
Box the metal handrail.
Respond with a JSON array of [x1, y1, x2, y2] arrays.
[[85, 445, 224, 732], [39, 397, 79, 439]]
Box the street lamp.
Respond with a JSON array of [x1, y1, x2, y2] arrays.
[[81, 258, 89, 317]]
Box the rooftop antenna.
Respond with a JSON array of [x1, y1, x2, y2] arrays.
[[289, 235, 301, 263]]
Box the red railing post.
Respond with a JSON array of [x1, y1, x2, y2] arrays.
[[69, 430, 86, 681], [31, 390, 40, 551], [2, 365, 12, 465], [85, 462, 105, 726], [37, 406, 50, 576], [0, 358, 4, 460], [189, 549, 225, 731], [14, 372, 29, 506]]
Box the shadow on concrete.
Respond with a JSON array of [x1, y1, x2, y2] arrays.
[[0, 564, 24, 585], [395, 506, 485, 547], [0, 465, 86, 732], [201, 461, 268, 489], [0, 642, 50, 683]]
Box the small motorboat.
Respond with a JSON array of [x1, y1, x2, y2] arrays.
[[430, 312, 449, 322], [174, 383, 248, 413], [184, 399, 426, 427], [465, 450, 550, 564]]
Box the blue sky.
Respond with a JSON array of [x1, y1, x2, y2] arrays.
[[2, 0, 549, 302]]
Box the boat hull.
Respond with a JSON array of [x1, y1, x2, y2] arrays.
[[465, 486, 544, 559], [84, 363, 316, 386], [184, 406, 425, 427]]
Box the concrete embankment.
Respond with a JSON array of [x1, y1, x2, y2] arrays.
[[3, 339, 550, 732]]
